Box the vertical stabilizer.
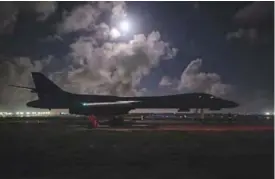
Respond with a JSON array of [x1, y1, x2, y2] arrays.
[[31, 72, 63, 99]]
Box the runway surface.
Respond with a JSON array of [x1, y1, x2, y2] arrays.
[[0, 118, 273, 179], [1, 118, 273, 132]]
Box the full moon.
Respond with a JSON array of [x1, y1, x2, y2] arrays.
[[119, 20, 130, 32]]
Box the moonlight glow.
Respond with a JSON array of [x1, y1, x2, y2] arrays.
[[119, 20, 130, 32]]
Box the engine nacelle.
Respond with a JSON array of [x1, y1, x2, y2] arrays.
[[69, 106, 133, 116]]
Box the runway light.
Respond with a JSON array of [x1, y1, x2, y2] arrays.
[[265, 112, 270, 115], [26, 112, 30, 115]]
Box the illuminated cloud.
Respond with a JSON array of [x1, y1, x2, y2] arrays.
[[110, 28, 121, 39], [0, 1, 271, 114], [62, 30, 176, 96], [159, 59, 233, 97], [58, 2, 126, 34], [177, 59, 233, 97]]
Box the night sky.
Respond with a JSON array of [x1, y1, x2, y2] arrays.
[[0, 1, 273, 113]]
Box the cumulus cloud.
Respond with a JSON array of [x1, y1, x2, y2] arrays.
[[58, 31, 177, 96], [159, 59, 233, 97], [49, 2, 177, 96], [0, 56, 51, 109], [58, 2, 125, 34], [0, 2, 57, 34], [177, 59, 233, 97], [1, 1, 271, 114], [0, 1, 176, 102]]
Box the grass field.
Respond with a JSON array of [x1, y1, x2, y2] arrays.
[[0, 122, 273, 179]]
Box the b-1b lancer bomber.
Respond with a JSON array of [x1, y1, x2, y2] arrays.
[[10, 72, 239, 127]]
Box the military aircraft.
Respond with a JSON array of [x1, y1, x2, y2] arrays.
[[10, 72, 238, 127]]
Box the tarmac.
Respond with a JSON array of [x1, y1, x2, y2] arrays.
[[0, 117, 273, 179], [1, 117, 273, 132]]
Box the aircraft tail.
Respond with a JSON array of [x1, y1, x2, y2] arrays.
[[31, 72, 64, 99]]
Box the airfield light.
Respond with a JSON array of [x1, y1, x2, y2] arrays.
[[26, 112, 30, 115], [20, 112, 24, 115], [0, 112, 2, 115], [265, 112, 270, 115]]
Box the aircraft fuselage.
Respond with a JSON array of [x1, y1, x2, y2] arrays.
[[26, 92, 238, 114]]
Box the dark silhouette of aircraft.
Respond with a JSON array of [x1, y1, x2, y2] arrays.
[[10, 72, 238, 127]]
